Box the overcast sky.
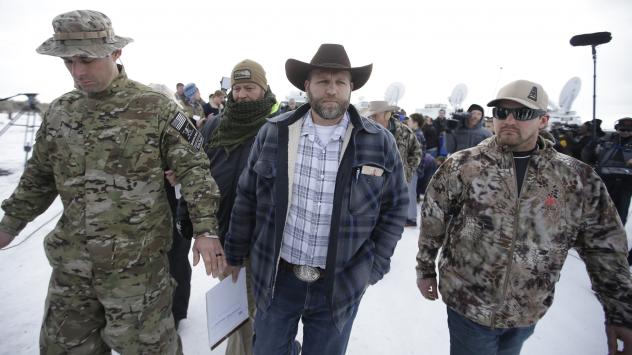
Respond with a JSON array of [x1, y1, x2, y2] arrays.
[[1, 0, 630, 128]]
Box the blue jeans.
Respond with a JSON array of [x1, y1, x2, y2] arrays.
[[447, 307, 535, 355], [253, 265, 360, 355]]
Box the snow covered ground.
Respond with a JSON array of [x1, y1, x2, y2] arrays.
[[0, 113, 630, 355]]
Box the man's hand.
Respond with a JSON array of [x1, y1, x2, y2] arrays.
[[192, 236, 226, 278], [164, 170, 177, 187], [197, 117, 208, 129], [0, 230, 14, 248], [417, 277, 439, 300], [606, 324, 632, 355], [224, 265, 242, 283]]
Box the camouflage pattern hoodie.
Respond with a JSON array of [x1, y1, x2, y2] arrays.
[[416, 135, 632, 328], [389, 117, 422, 183]]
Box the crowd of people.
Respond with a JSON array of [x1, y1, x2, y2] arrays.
[[0, 9, 631, 355]]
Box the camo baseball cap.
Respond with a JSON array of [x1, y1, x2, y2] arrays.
[[487, 79, 548, 111], [36, 10, 133, 58]]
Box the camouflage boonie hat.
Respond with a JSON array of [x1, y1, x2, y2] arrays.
[[36, 10, 133, 58]]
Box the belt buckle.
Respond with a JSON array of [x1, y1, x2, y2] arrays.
[[293, 265, 321, 283]]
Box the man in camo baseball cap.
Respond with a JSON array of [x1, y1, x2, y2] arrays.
[[36, 10, 133, 58]]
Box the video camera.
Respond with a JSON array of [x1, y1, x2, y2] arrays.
[[446, 109, 470, 131], [550, 123, 580, 138]]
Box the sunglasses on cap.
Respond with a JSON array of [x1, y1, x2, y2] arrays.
[[492, 107, 545, 121]]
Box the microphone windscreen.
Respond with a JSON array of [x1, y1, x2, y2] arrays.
[[570, 32, 612, 46]]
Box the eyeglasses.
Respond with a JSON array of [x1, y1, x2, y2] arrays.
[[617, 128, 632, 132], [492, 107, 545, 121]]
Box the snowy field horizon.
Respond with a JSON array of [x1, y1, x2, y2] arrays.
[[0, 113, 630, 354]]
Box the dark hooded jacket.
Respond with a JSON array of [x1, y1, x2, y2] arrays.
[[445, 118, 492, 154]]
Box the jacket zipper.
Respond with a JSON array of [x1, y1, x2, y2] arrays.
[[490, 152, 526, 328]]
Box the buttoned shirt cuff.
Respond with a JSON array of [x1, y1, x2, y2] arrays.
[[0, 214, 26, 237]]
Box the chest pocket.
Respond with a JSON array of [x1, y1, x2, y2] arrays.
[[253, 160, 277, 205], [102, 120, 161, 173], [48, 115, 86, 176], [349, 164, 388, 216]]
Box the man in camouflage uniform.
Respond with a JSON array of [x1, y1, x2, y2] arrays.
[[416, 80, 632, 355], [0, 10, 225, 354], [366, 100, 422, 226]]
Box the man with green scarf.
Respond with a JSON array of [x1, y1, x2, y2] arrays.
[[178, 59, 279, 355]]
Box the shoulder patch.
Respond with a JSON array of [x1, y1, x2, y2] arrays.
[[170, 112, 203, 151]]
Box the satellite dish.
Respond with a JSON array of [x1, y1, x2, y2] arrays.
[[559, 77, 581, 113], [448, 84, 468, 109], [548, 100, 560, 111], [384, 82, 406, 105]]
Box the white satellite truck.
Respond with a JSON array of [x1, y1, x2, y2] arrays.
[[415, 83, 467, 118], [547, 77, 583, 126]]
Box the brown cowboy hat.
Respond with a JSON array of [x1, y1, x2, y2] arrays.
[[285, 43, 372, 92]]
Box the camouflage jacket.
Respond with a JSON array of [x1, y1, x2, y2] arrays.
[[181, 99, 205, 121], [0, 67, 219, 270], [416, 135, 632, 328], [389, 118, 422, 182]]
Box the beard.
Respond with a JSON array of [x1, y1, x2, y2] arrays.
[[307, 90, 350, 121], [496, 127, 538, 151]]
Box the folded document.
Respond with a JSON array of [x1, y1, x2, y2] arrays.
[[206, 268, 248, 350]]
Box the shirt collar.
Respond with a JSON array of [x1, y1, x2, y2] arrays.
[[301, 110, 350, 142]]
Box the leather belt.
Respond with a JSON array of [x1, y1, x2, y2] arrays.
[[279, 258, 324, 283]]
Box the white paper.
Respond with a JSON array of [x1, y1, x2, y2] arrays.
[[206, 268, 248, 350]]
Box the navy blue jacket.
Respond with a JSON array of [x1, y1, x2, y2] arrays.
[[224, 103, 408, 329]]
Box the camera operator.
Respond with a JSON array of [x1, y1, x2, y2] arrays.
[[445, 104, 492, 154], [549, 122, 578, 156], [582, 117, 632, 265]]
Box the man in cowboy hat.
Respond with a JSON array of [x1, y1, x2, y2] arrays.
[[366, 100, 422, 227], [0, 10, 223, 354], [223, 43, 408, 354]]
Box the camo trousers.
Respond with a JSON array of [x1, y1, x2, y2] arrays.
[[39, 253, 182, 355]]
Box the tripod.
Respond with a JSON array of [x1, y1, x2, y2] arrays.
[[0, 93, 42, 168]]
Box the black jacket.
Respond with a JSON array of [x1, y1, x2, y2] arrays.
[[199, 115, 257, 242], [177, 111, 280, 242]]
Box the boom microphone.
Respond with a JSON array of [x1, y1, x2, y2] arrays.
[[570, 32, 612, 47]]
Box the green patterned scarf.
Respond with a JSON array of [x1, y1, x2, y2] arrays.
[[207, 87, 278, 152]]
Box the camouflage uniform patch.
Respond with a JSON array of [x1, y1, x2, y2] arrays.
[[170, 112, 203, 151]]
